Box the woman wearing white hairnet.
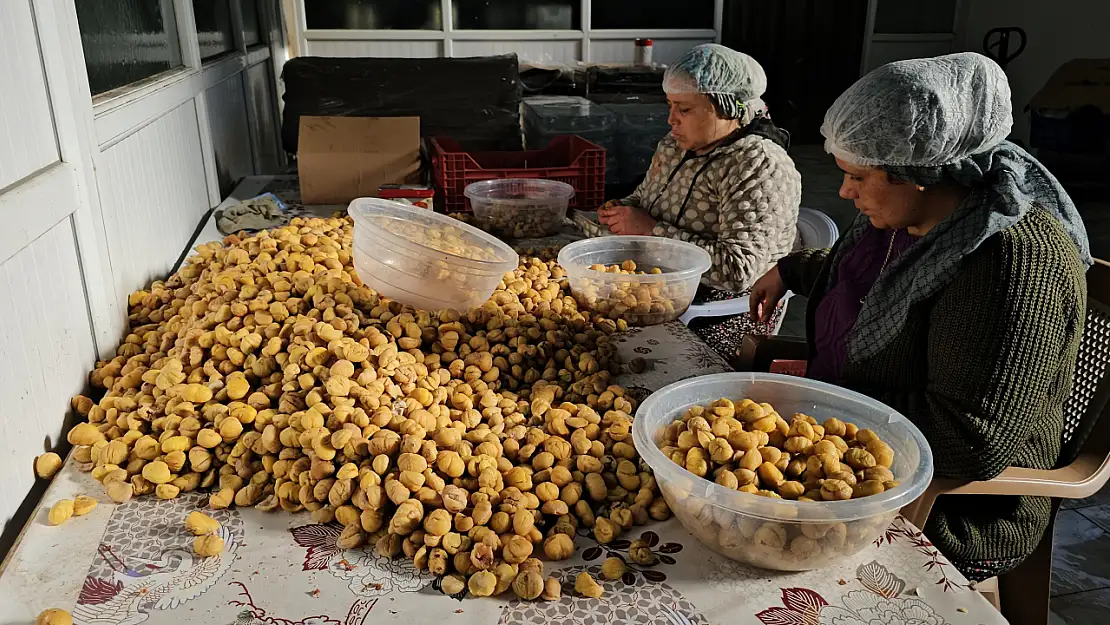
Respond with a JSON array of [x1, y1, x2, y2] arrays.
[[579, 43, 801, 364], [750, 52, 1091, 580]]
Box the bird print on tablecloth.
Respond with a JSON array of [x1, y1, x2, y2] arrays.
[[73, 524, 238, 625]]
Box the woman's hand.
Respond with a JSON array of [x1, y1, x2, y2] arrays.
[[595, 200, 620, 230], [598, 203, 657, 235], [749, 265, 787, 323]]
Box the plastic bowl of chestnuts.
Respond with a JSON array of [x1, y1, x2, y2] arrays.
[[464, 178, 575, 239], [633, 372, 934, 571], [348, 198, 518, 312], [557, 236, 711, 326]]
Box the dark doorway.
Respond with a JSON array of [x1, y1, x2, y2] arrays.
[[722, 0, 869, 145]]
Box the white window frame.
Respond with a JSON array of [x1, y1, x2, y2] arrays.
[[83, 0, 284, 206], [57, 0, 286, 350], [291, 0, 725, 62]]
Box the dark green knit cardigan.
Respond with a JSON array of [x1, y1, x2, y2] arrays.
[[778, 206, 1087, 568]]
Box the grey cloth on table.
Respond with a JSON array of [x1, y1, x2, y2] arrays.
[[217, 194, 288, 235]]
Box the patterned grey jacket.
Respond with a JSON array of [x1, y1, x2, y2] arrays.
[[582, 130, 801, 293]]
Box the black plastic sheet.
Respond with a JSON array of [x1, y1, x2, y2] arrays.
[[281, 55, 523, 154], [588, 65, 666, 96], [521, 66, 588, 97]]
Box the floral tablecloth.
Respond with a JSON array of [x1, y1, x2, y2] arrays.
[[0, 464, 1003, 625], [0, 176, 1006, 625]]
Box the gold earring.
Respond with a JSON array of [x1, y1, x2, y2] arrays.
[[916, 185, 926, 192]]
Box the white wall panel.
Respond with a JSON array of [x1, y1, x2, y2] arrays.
[[204, 72, 254, 196], [649, 39, 713, 66], [452, 40, 580, 64], [306, 39, 442, 58], [579, 38, 712, 65], [589, 40, 637, 64], [0, 0, 61, 189], [0, 218, 97, 531], [97, 102, 209, 302]]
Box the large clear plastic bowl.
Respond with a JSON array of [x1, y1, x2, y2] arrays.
[[557, 236, 711, 326], [464, 179, 575, 239], [348, 198, 518, 312], [633, 372, 934, 571]]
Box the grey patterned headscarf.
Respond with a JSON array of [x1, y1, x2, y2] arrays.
[[821, 53, 1092, 363]]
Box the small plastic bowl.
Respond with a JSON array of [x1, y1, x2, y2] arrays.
[[633, 372, 934, 572], [348, 198, 518, 312], [464, 179, 574, 239], [557, 236, 711, 326]]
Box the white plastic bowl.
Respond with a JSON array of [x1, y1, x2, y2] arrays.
[[348, 198, 518, 312], [557, 236, 711, 325], [633, 372, 934, 571], [464, 178, 574, 239]]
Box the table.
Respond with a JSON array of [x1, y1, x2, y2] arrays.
[[0, 176, 1007, 625]]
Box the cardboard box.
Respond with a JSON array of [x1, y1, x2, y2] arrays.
[[297, 116, 421, 205], [1030, 59, 1110, 114]]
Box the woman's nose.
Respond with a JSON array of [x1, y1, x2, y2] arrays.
[[839, 182, 857, 200], [667, 109, 678, 128]]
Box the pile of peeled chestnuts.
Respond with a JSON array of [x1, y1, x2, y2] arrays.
[[55, 215, 673, 603]]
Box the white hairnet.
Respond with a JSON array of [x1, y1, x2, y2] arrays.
[[821, 52, 1013, 168], [663, 44, 767, 98]]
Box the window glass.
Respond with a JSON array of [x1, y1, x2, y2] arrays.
[[241, 0, 264, 47], [592, 0, 714, 30], [75, 0, 184, 96], [305, 0, 443, 30], [874, 0, 958, 34], [454, 0, 580, 30], [193, 0, 237, 60]]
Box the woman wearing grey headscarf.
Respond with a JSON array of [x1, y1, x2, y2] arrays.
[[580, 44, 801, 364], [750, 52, 1091, 580]]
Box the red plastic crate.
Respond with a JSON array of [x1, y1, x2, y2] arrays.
[[430, 135, 606, 213]]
